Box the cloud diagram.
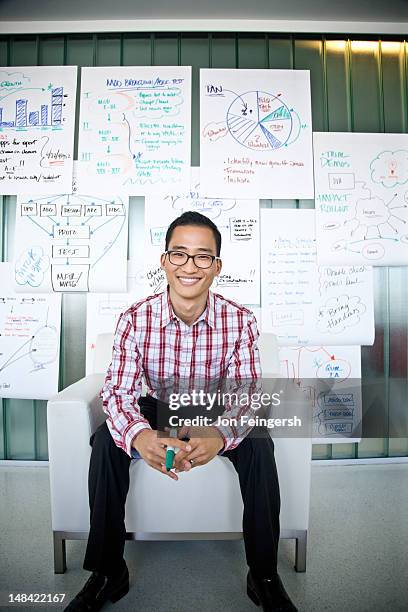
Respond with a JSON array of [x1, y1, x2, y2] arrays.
[[170, 183, 236, 220], [30, 324, 59, 369], [343, 195, 398, 241], [340, 188, 408, 243], [201, 121, 228, 142], [317, 294, 366, 335], [370, 149, 408, 188], [15, 246, 50, 288], [0, 70, 31, 98]]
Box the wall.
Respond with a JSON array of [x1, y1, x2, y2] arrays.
[[0, 33, 407, 460]]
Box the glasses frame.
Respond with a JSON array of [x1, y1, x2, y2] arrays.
[[164, 250, 220, 269]]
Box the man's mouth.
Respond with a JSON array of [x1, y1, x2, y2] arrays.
[[177, 276, 202, 286]]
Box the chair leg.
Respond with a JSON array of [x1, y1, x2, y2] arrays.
[[53, 532, 67, 574], [294, 531, 307, 572]]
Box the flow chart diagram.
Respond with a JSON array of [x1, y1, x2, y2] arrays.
[[0, 66, 76, 194], [314, 132, 408, 266], [14, 192, 128, 293], [77, 66, 191, 195], [0, 262, 61, 399], [278, 344, 362, 443], [200, 69, 314, 199]]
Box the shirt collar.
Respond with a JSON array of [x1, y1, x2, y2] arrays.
[[160, 286, 175, 328], [161, 286, 216, 330]]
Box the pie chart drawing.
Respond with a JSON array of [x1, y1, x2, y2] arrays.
[[226, 91, 295, 151]]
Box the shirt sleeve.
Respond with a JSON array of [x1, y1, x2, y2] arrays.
[[100, 310, 152, 457], [212, 312, 262, 452]]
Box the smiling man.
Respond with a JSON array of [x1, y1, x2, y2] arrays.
[[64, 211, 297, 612]]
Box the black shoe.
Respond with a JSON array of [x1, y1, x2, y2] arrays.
[[63, 563, 129, 611], [247, 571, 298, 612]]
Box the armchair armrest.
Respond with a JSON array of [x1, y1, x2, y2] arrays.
[[47, 373, 106, 532]]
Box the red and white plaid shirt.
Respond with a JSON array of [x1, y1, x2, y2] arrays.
[[101, 288, 262, 457]]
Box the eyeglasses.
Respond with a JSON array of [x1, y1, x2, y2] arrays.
[[165, 250, 220, 269]]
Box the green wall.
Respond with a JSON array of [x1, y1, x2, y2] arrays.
[[0, 33, 407, 460]]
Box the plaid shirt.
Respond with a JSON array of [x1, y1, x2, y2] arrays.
[[101, 288, 262, 457]]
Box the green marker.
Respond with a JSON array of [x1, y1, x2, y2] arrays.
[[165, 428, 178, 471]]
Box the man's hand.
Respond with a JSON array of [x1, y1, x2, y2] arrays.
[[132, 429, 191, 481], [174, 426, 224, 473]]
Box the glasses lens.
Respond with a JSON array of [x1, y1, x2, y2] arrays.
[[194, 255, 214, 268], [168, 251, 188, 265]]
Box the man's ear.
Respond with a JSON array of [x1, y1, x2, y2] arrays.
[[215, 258, 222, 276], [160, 253, 166, 269]]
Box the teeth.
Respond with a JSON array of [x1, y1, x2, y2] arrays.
[[178, 277, 200, 284]]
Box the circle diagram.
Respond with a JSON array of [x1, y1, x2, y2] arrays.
[[226, 91, 293, 151], [316, 358, 351, 383], [30, 325, 59, 367]]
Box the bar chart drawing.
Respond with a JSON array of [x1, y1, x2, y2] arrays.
[[0, 87, 64, 130], [0, 66, 77, 194]]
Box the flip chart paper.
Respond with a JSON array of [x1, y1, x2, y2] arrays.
[[144, 168, 260, 304], [78, 66, 191, 195], [0, 66, 77, 195], [313, 132, 408, 266], [14, 188, 129, 293], [278, 344, 362, 443], [200, 69, 314, 199], [86, 261, 145, 374], [260, 209, 375, 346], [0, 262, 61, 399]]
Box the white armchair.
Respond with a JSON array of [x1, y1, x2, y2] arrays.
[[47, 333, 311, 574]]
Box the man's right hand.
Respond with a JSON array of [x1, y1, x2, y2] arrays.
[[132, 430, 191, 481]]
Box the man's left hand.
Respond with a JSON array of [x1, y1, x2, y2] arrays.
[[174, 426, 224, 472]]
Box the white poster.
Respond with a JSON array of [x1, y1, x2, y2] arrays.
[[313, 132, 408, 266], [260, 209, 375, 345], [14, 190, 128, 293], [0, 66, 77, 195], [200, 69, 314, 199], [145, 168, 260, 304], [278, 345, 362, 443], [0, 262, 61, 400], [77, 66, 191, 195], [86, 261, 145, 374]]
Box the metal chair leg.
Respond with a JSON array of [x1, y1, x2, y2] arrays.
[[53, 532, 67, 574], [294, 531, 307, 572]]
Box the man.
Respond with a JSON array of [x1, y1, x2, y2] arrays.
[[65, 211, 297, 612]]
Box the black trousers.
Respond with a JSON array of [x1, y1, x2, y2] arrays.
[[83, 396, 281, 578]]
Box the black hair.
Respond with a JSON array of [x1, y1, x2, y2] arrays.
[[165, 211, 222, 256]]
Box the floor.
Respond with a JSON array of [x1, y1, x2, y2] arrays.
[[0, 463, 407, 612]]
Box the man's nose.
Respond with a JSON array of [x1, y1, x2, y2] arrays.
[[181, 256, 199, 272]]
